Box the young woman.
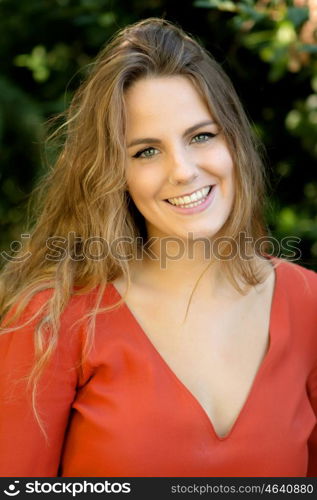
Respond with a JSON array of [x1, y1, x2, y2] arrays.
[[0, 17, 316, 478]]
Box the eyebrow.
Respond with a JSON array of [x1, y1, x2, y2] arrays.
[[127, 120, 215, 148]]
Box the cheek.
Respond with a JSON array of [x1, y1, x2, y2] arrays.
[[199, 139, 234, 177], [126, 166, 163, 203], [223, 150, 234, 176], [212, 145, 234, 176], [205, 145, 235, 197]]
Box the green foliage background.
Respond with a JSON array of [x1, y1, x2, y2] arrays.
[[0, 0, 316, 269]]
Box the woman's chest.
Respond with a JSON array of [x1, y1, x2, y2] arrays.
[[142, 316, 269, 438], [61, 309, 314, 477], [111, 275, 275, 439]]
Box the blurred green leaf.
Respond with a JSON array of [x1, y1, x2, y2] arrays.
[[194, 0, 237, 12], [286, 6, 309, 28], [278, 207, 297, 231], [14, 45, 50, 82], [299, 44, 317, 54]]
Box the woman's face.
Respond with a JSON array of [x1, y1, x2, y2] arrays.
[[124, 75, 235, 241]]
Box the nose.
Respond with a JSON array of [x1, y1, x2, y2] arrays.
[[167, 148, 199, 186]]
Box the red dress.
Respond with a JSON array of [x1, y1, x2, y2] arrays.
[[0, 257, 316, 477]]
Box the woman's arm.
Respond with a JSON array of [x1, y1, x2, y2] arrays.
[[0, 290, 83, 477]]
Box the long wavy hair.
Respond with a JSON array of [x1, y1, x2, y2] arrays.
[[0, 17, 272, 431]]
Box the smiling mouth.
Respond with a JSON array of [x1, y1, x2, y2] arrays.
[[165, 185, 214, 208]]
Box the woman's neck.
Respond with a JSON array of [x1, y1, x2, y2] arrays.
[[128, 237, 271, 299]]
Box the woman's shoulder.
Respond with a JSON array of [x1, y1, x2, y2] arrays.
[[1, 284, 106, 341], [273, 256, 317, 292], [271, 256, 317, 319]]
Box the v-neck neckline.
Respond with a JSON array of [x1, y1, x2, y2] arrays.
[[109, 256, 282, 442]]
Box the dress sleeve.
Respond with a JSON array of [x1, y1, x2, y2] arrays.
[[307, 362, 317, 477], [0, 290, 83, 477]]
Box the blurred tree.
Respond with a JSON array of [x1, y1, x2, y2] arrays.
[[0, 0, 316, 269]]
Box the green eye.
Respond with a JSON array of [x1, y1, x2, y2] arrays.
[[133, 147, 159, 159], [191, 132, 215, 143]]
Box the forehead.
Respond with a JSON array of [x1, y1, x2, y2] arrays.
[[124, 75, 212, 132]]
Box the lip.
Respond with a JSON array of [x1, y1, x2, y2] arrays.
[[164, 184, 213, 201], [164, 185, 217, 215]]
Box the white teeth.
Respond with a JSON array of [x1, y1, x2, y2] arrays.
[[167, 186, 211, 206]]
